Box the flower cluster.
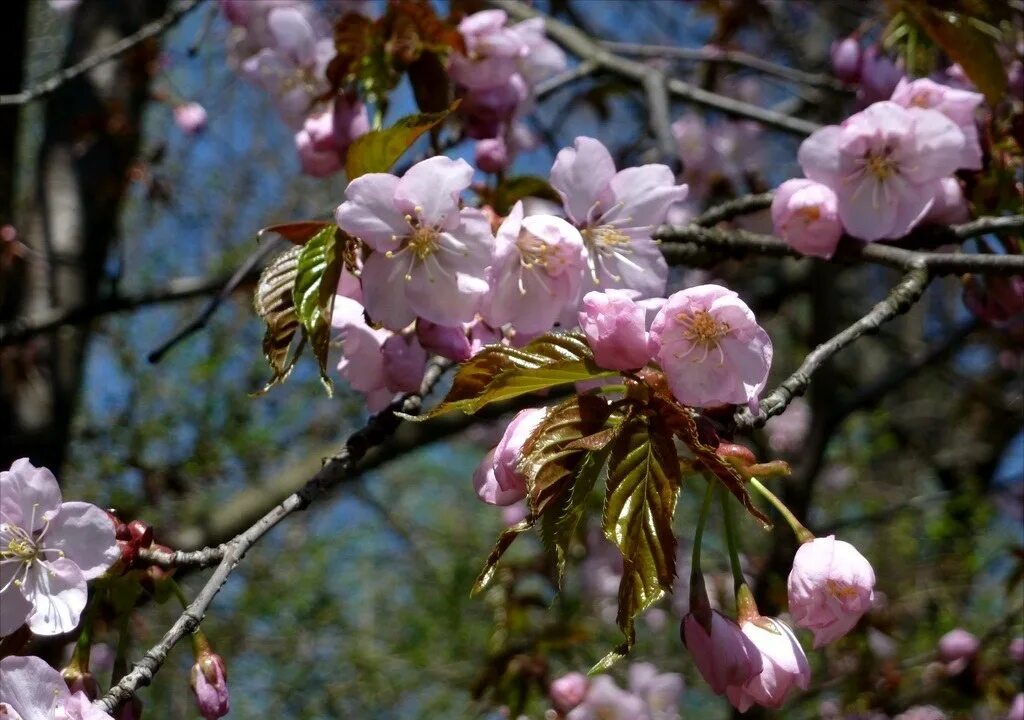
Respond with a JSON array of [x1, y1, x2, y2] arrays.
[[549, 663, 684, 720], [772, 78, 983, 254]]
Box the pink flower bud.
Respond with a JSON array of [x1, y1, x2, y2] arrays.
[[726, 617, 810, 712], [295, 110, 343, 178], [549, 671, 588, 712], [475, 137, 510, 174], [173, 102, 207, 135], [62, 668, 101, 700], [190, 652, 229, 720], [937, 628, 979, 674], [1010, 694, 1024, 720], [787, 535, 875, 648], [771, 179, 842, 259], [381, 333, 427, 394], [830, 37, 862, 83], [578, 290, 651, 371], [472, 407, 546, 506], [416, 320, 472, 362], [682, 611, 762, 695], [858, 45, 903, 104]]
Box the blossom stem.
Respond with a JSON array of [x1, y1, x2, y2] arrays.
[[689, 477, 717, 625], [720, 487, 746, 595], [748, 477, 814, 543], [169, 579, 189, 609], [690, 477, 716, 579]]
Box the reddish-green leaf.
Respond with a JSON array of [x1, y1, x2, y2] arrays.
[[253, 246, 304, 395], [257, 221, 333, 246], [345, 104, 458, 179], [471, 515, 534, 595], [292, 226, 342, 393]]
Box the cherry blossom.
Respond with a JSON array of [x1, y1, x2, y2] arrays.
[[550, 136, 687, 305], [682, 611, 762, 695], [482, 201, 585, 335], [830, 37, 862, 84], [627, 662, 684, 720], [173, 102, 208, 135], [565, 676, 647, 720], [335, 156, 494, 330], [578, 290, 652, 371], [922, 176, 970, 225], [798, 101, 966, 241], [858, 45, 904, 105], [1010, 694, 1024, 720], [449, 10, 527, 91], [0, 654, 114, 720], [381, 333, 427, 394], [890, 77, 983, 171], [1, 459, 119, 637], [331, 295, 393, 412], [649, 285, 773, 409], [787, 535, 875, 648], [294, 95, 369, 178], [415, 319, 473, 362], [771, 179, 843, 259], [937, 628, 979, 674], [472, 408, 546, 506], [726, 617, 810, 712], [550, 672, 588, 713]]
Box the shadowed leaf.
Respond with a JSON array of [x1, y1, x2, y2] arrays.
[[257, 221, 333, 246], [471, 515, 534, 595], [253, 246, 304, 395], [292, 226, 342, 394], [345, 104, 458, 179]]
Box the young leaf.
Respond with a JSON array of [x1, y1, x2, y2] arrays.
[[345, 104, 458, 179], [549, 442, 613, 582], [598, 411, 682, 669], [253, 246, 304, 394], [292, 226, 342, 393], [257, 221, 333, 246], [416, 330, 616, 419], [471, 515, 535, 595]]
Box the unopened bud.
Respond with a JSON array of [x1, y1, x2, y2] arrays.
[[62, 667, 101, 700], [190, 651, 229, 720]]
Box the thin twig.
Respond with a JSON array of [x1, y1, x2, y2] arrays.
[[0, 0, 202, 107], [693, 193, 774, 227], [534, 59, 600, 99], [96, 358, 453, 713], [641, 70, 679, 167]]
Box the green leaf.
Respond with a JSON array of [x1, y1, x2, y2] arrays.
[[253, 246, 304, 395], [491, 176, 562, 216], [345, 104, 458, 179], [471, 516, 534, 595], [416, 330, 616, 420], [549, 441, 613, 581], [597, 411, 682, 670], [292, 226, 342, 393]]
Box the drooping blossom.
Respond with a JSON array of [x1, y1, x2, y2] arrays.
[[550, 672, 588, 713], [482, 201, 585, 335], [787, 535, 875, 648], [627, 662, 684, 720], [566, 676, 647, 720], [890, 77, 983, 171], [578, 290, 651, 371], [190, 652, 230, 720], [335, 156, 494, 330], [551, 137, 687, 307], [332, 295, 392, 412], [726, 617, 811, 712], [682, 611, 762, 695], [173, 102, 208, 135], [798, 101, 967, 241], [1, 459, 119, 637], [936, 628, 979, 674], [381, 333, 427, 394], [831, 37, 862, 84], [770, 179, 843, 259], [648, 285, 773, 409], [294, 95, 369, 177], [472, 408, 546, 506], [0, 654, 114, 720], [922, 176, 969, 225]]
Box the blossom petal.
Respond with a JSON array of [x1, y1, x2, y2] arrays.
[[0, 564, 33, 637], [360, 252, 417, 331], [599, 164, 688, 228], [44, 502, 120, 580], [394, 156, 474, 227], [0, 655, 69, 720], [335, 173, 407, 252], [0, 459, 62, 531], [903, 107, 967, 183], [835, 176, 899, 241], [23, 557, 87, 636], [549, 136, 616, 225], [797, 125, 842, 186]]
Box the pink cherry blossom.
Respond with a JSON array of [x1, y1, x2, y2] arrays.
[[335, 156, 494, 330], [1010, 694, 1024, 720], [509, 17, 567, 86], [831, 37, 862, 84], [890, 77, 983, 171], [191, 652, 230, 720], [449, 10, 527, 90], [683, 611, 763, 695], [173, 102, 208, 135], [1, 459, 119, 637], [475, 137, 509, 173], [550, 137, 687, 304], [550, 672, 588, 713], [649, 285, 773, 409], [459, 74, 528, 140], [798, 101, 966, 241], [726, 617, 810, 712], [566, 676, 647, 720], [858, 45, 904, 105], [467, 319, 502, 356], [923, 176, 969, 225], [937, 628, 979, 674], [0, 654, 114, 720], [332, 295, 393, 412], [627, 662, 684, 720], [415, 319, 472, 362], [578, 290, 651, 371], [472, 408, 546, 506], [294, 95, 369, 177], [482, 202, 585, 335], [381, 333, 427, 394], [787, 535, 875, 648], [771, 179, 843, 259]]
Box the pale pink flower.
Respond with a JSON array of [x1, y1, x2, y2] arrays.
[[923, 176, 969, 225], [449, 10, 527, 90], [381, 333, 427, 394], [726, 617, 810, 712], [890, 77, 983, 170], [937, 628, 979, 674], [1, 654, 114, 720], [550, 672, 588, 713], [459, 75, 528, 139], [550, 136, 687, 305], [482, 202, 585, 335], [508, 17, 567, 86], [475, 137, 509, 173], [682, 611, 763, 695], [190, 652, 229, 720], [173, 102, 208, 135], [472, 408, 546, 506], [1, 459, 119, 637], [501, 501, 529, 527], [798, 101, 966, 241], [578, 290, 651, 371], [468, 319, 502, 356], [771, 179, 843, 259], [787, 535, 875, 648], [332, 296, 393, 412], [1010, 694, 1024, 720], [649, 285, 773, 409], [566, 676, 647, 720], [294, 95, 369, 177], [628, 662, 684, 720], [335, 156, 494, 330], [416, 319, 472, 362]]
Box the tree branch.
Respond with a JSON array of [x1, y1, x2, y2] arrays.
[[0, 0, 202, 107]]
